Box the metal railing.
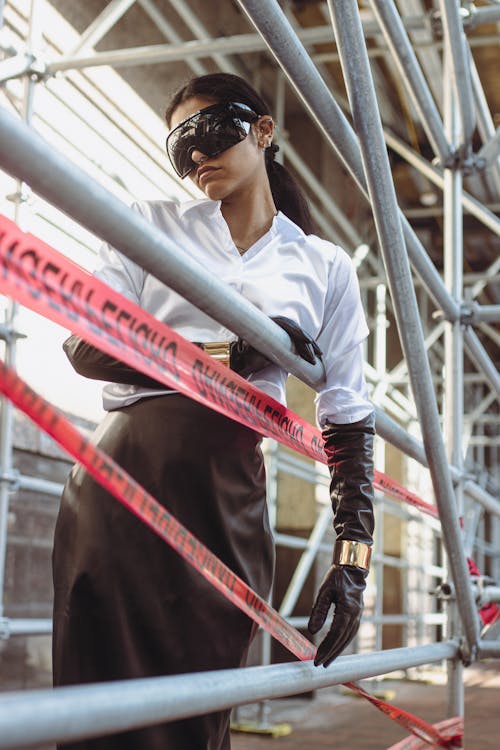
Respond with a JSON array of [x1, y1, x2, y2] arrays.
[[0, 0, 498, 747]]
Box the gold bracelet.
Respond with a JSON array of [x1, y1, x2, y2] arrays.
[[333, 540, 372, 571], [201, 341, 231, 367]]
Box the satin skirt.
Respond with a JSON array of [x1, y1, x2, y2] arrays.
[[52, 394, 274, 750]]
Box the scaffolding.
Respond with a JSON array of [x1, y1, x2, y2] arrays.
[[0, 0, 499, 747]]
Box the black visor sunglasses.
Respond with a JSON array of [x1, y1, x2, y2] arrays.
[[166, 101, 260, 179]]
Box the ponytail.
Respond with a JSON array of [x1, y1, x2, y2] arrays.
[[265, 145, 314, 235]]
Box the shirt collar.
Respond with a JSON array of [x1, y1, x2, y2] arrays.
[[177, 200, 306, 242], [177, 198, 221, 218]]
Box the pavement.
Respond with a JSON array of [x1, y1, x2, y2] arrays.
[[230, 661, 500, 750]]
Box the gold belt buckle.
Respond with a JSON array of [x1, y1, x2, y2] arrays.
[[203, 341, 231, 367]]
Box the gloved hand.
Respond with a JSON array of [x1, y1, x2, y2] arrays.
[[308, 412, 375, 667], [64, 316, 322, 384], [230, 316, 322, 377], [309, 565, 368, 667]]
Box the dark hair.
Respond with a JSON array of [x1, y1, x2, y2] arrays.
[[165, 73, 314, 235]]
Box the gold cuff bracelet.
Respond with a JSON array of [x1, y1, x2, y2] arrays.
[[201, 341, 231, 367], [333, 540, 372, 571]]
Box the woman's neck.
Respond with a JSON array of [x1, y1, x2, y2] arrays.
[[221, 188, 277, 254]]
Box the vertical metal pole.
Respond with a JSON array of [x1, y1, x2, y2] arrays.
[[274, 71, 285, 166], [368, 0, 452, 165], [374, 284, 386, 654], [437, 0, 476, 151], [442, 43, 465, 726], [0, 0, 38, 620], [322, 0, 479, 656]]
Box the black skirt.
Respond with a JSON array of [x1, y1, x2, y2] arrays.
[[52, 394, 274, 750]]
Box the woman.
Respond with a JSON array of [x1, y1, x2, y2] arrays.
[[53, 73, 375, 750]]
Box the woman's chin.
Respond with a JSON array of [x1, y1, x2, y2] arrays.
[[202, 185, 229, 201]]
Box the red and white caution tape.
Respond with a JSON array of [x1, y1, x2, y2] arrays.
[[0, 214, 465, 745], [386, 717, 463, 750], [0, 213, 436, 517], [0, 360, 461, 748]]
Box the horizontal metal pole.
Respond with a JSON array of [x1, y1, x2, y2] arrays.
[[470, 5, 500, 27], [0, 617, 52, 638], [46, 17, 433, 74], [289, 613, 447, 627], [472, 305, 500, 324], [48, 33, 271, 72], [477, 641, 500, 658], [274, 531, 330, 554], [362, 613, 446, 625], [0, 105, 324, 389], [44, 8, 500, 76], [18, 474, 64, 496], [0, 642, 458, 749]]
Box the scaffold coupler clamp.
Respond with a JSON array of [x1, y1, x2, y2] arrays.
[[429, 5, 473, 39], [0, 617, 10, 641], [459, 302, 474, 327], [0, 468, 21, 492], [459, 636, 478, 667], [430, 580, 454, 601]]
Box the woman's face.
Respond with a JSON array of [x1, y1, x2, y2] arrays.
[[168, 95, 274, 202]]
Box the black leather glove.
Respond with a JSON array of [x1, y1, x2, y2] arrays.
[[230, 316, 322, 377], [63, 335, 164, 388], [308, 412, 375, 667], [64, 316, 322, 385]]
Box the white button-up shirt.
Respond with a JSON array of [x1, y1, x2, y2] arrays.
[[95, 199, 372, 426]]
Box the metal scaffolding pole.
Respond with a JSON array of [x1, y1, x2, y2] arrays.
[[469, 4, 500, 27], [0, 642, 458, 749], [442, 44, 465, 721], [471, 305, 500, 324], [235, 0, 459, 323], [66, 0, 137, 56], [0, 0, 38, 621], [463, 327, 500, 398], [368, 0, 452, 165], [0, 107, 324, 390], [469, 50, 500, 198], [383, 129, 500, 237], [226, 0, 500, 524], [437, 0, 476, 150], [321, 0, 478, 656]]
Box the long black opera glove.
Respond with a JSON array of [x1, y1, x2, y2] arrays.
[[230, 316, 322, 377], [63, 317, 322, 386], [308, 412, 375, 667], [63, 335, 165, 388]]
